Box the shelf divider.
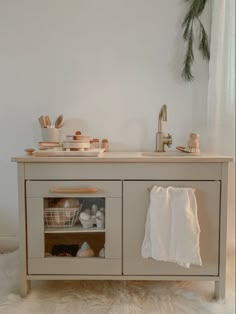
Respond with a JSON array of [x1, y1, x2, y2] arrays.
[[44, 226, 105, 233]]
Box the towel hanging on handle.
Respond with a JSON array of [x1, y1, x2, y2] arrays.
[[141, 186, 202, 268]]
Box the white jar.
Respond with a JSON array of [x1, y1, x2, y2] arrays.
[[41, 127, 60, 142]]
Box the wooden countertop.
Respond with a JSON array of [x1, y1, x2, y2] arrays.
[[12, 151, 234, 163]]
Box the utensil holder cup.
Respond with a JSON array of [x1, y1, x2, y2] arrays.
[[42, 128, 60, 142]]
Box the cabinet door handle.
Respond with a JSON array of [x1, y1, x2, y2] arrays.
[[49, 187, 98, 194]]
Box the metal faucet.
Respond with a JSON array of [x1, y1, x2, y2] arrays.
[[156, 104, 172, 152]]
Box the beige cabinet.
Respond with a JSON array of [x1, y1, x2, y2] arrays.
[[123, 181, 220, 276], [26, 180, 122, 275], [13, 157, 231, 299]]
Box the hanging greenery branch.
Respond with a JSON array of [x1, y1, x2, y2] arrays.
[[182, 0, 210, 81]]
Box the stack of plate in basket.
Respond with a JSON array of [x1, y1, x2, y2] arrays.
[[63, 134, 90, 151]]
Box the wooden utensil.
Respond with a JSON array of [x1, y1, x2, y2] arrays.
[[55, 114, 64, 128], [45, 116, 51, 127], [39, 115, 51, 128], [38, 116, 46, 128]]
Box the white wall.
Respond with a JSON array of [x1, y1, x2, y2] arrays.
[[0, 1, 213, 238]]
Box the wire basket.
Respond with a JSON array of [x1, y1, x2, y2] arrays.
[[44, 207, 80, 227]]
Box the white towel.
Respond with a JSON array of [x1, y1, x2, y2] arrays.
[[141, 186, 202, 268]]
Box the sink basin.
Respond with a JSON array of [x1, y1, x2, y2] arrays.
[[142, 151, 185, 157]]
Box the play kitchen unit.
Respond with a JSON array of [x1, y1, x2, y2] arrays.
[[12, 151, 233, 300]]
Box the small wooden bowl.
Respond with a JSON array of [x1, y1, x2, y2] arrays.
[[24, 148, 35, 156]]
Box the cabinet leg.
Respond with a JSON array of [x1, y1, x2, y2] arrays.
[[19, 278, 31, 297], [122, 280, 127, 289], [214, 280, 225, 300]]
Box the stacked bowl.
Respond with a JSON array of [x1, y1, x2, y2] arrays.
[[63, 134, 90, 151]]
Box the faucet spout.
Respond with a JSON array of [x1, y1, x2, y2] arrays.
[[156, 104, 172, 152], [158, 104, 167, 132]]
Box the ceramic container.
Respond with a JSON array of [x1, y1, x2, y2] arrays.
[[42, 127, 60, 142]]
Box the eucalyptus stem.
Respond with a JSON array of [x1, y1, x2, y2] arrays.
[[182, 0, 210, 81]]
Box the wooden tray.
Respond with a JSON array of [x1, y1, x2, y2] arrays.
[[34, 149, 105, 157]]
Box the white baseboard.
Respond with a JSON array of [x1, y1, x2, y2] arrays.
[[0, 235, 18, 253]]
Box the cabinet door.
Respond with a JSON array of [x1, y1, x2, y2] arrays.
[[123, 181, 220, 276], [26, 180, 122, 275]]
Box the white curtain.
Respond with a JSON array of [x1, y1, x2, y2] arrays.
[[207, 0, 235, 155]]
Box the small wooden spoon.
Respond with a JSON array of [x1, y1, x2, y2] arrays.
[[55, 114, 64, 128]]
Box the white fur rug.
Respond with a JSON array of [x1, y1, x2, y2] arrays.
[[0, 249, 235, 314]]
